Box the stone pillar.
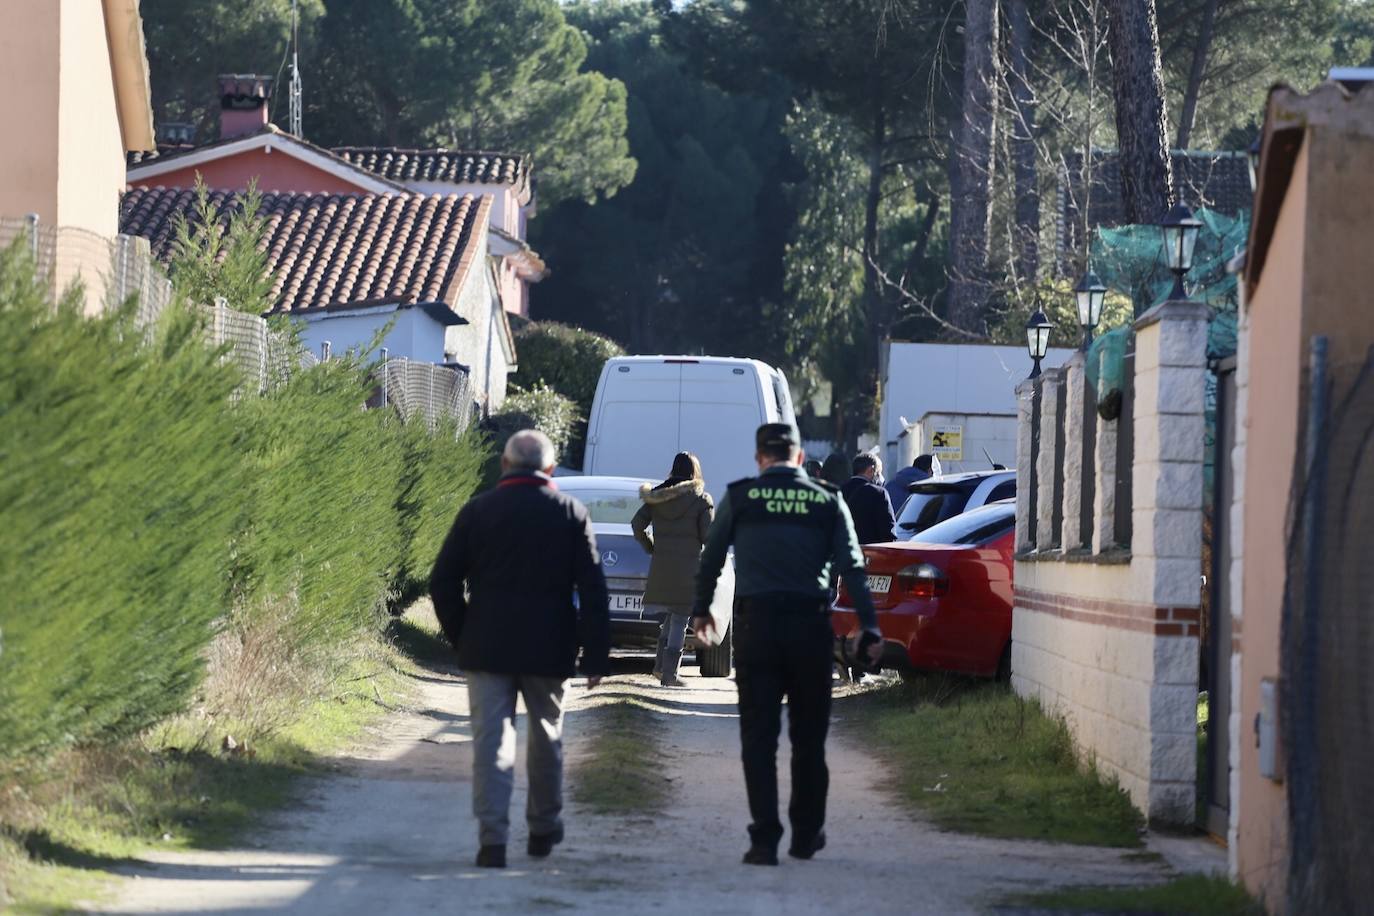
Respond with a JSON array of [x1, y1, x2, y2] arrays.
[[1227, 300, 1251, 871], [1060, 353, 1087, 551], [1092, 347, 1119, 554], [1015, 379, 1036, 552], [1035, 369, 1062, 549], [1132, 298, 1211, 823]]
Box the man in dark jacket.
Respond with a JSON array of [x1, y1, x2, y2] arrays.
[[429, 430, 611, 870], [884, 453, 934, 512], [841, 454, 897, 544]]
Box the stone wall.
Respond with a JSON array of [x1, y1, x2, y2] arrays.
[[1011, 300, 1210, 824]]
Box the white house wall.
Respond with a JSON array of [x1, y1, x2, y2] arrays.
[[296, 308, 445, 364]]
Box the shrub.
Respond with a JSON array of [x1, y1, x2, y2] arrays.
[[485, 384, 583, 465], [0, 245, 245, 758], [512, 322, 625, 412], [0, 240, 489, 763]]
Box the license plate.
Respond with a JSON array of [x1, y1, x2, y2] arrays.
[[866, 575, 892, 594], [611, 593, 643, 613]]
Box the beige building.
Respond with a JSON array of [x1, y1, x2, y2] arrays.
[[1229, 79, 1374, 911], [0, 0, 154, 235]]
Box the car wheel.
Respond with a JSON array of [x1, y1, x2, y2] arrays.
[[697, 625, 732, 677]]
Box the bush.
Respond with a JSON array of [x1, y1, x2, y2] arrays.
[[0, 241, 489, 762], [512, 322, 625, 412], [0, 246, 245, 758], [485, 384, 583, 466]]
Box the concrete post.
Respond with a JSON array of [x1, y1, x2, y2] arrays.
[[1060, 353, 1087, 551], [1015, 379, 1036, 552], [1133, 298, 1211, 824], [1035, 369, 1063, 549]]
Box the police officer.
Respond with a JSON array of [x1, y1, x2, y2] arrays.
[[693, 423, 881, 866]]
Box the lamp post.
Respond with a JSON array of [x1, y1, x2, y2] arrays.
[[1025, 307, 1053, 379], [1160, 203, 1202, 301], [1074, 268, 1108, 350]]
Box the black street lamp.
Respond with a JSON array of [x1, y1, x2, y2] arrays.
[[1074, 268, 1108, 350], [1160, 203, 1202, 301], [1025, 307, 1053, 379]]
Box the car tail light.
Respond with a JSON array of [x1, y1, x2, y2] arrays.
[[896, 562, 949, 599]]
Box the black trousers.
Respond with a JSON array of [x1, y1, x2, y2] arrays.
[[732, 595, 834, 849]]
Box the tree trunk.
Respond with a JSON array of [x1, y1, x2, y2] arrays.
[[947, 0, 999, 333], [1008, 0, 1039, 284], [1106, 0, 1174, 224], [1174, 0, 1218, 150]]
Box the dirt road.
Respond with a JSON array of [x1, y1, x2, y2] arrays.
[[91, 657, 1222, 915]]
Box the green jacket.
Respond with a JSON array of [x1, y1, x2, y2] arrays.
[[693, 464, 878, 630], [631, 479, 714, 610]]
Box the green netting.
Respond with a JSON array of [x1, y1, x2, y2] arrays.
[[1085, 207, 1250, 493], [1090, 207, 1248, 361]]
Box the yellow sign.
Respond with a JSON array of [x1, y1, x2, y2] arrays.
[[931, 425, 963, 461]]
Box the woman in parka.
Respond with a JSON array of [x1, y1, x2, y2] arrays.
[[632, 452, 714, 687]]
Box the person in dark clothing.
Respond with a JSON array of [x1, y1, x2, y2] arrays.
[[841, 454, 897, 545], [819, 453, 849, 487], [884, 453, 934, 513], [803, 458, 823, 479], [693, 424, 881, 866], [429, 430, 611, 870]]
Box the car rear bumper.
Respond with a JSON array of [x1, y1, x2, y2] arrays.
[[610, 617, 709, 651]]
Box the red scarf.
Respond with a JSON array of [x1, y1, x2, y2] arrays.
[[497, 473, 557, 491]]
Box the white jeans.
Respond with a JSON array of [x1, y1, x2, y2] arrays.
[[465, 672, 566, 847]]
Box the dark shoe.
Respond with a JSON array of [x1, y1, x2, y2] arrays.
[[527, 825, 564, 858], [742, 845, 779, 866], [788, 830, 826, 860], [475, 844, 506, 868], [660, 676, 686, 687]]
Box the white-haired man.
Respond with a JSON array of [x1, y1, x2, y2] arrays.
[[430, 430, 611, 869]]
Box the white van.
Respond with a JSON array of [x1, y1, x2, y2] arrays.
[[583, 356, 797, 500]]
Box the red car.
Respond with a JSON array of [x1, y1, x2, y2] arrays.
[[833, 500, 1016, 679]]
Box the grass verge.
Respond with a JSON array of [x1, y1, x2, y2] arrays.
[[1004, 874, 1262, 914], [570, 699, 672, 815], [838, 674, 1144, 847], [0, 636, 417, 914]]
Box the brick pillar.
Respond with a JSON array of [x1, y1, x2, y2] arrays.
[[1035, 369, 1062, 549], [1060, 353, 1087, 551], [1132, 298, 1210, 823], [1015, 379, 1036, 552]]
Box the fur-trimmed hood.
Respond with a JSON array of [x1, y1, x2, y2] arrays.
[[639, 479, 706, 506]]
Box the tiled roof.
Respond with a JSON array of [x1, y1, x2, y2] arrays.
[[333, 148, 529, 187], [119, 187, 489, 314], [1058, 150, 1252, 266]]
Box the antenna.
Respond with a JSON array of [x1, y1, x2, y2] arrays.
[[288, 0, 303, 137]]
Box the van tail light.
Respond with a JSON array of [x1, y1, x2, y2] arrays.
[[896, 563, 949, 599]]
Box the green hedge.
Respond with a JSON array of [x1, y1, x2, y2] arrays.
[[512, 322, 624, 413], [485, 384, 583, 468], [0, 244, 486, 761]]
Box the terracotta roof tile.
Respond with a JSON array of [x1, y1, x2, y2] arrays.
[[333, 147, 529, 187], [118, 187, 489, 314]]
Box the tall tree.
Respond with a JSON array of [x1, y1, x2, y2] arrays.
[[532, 1, 794, 357], [1106, 0, 1174, 223], [309, 0, 635, 206], [140, 0, 324, 139], [1007, 0, 1040, 284], [947, 0, 1000, 333], [1173, 0, 1218, 149]]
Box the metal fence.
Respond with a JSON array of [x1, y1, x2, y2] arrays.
[[4, 216, 471, 428], [1283, 341, 1374, 913], [376, 356, 475, 431]]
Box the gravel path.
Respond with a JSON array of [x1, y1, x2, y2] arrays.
[[89, 656, 1223, 915]]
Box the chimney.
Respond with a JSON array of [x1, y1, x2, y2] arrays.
[[218, 74, 273, 140]]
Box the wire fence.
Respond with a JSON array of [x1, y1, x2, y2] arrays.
[[376, 356, 475, 431], [1282, 341, 1374, 913], [4, 216, 472, 428]]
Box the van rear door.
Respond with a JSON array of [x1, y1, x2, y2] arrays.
[[679, 362, 765, 495], [589, 361, 682, 479]]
